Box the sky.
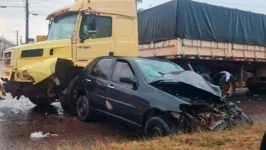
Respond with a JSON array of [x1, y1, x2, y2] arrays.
[[1, 0, 266, 44]]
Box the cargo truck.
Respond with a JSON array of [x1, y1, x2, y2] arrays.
[[138, 0, 266, 97], [1, 0, 138, 114]]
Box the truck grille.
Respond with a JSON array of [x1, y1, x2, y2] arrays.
[[4, 51, 12, 66]]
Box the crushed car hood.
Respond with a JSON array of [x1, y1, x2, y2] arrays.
[[150, 71, 222, 101]]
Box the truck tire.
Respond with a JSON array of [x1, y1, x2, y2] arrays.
[[219, 76, 236, 98], [59, 94, 71, 114], [29, 97, 51, 107], [246, 78, 261, 94], [59, 77, 78, 115]]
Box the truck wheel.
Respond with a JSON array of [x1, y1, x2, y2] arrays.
[[144, 116, 175, 137], [59, 77, 78, 115], [59, 94, 71, 114], [219, 76, 235, 98], [29, 97, 51, 107], [246, 78, 261, 94]]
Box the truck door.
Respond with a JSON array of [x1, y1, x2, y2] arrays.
[[76, 14, 114, 63]]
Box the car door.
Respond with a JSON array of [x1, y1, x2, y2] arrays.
[[105, 60, 143, 126], [84, 58, 113, 111]]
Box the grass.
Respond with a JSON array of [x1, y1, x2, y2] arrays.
[[59, 124, 265, 150]]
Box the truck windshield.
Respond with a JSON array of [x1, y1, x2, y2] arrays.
[[135, 59, 184, 81], [47, 13, 78, 41]]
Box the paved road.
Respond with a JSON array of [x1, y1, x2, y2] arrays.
[[0, 89, 265, 149]]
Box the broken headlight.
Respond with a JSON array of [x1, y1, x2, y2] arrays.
[[16, 70, 33, 81]]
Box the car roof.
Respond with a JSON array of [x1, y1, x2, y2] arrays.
[[97, 56, 169, 62]]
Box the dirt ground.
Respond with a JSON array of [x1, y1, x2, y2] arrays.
[[0, 89, 265, 150]]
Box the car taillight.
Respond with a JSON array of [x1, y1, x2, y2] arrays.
[[4, 52, 12, 66]]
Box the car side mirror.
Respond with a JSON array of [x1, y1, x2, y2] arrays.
[[120, 77, 138, 90], [87, 14, 97, 34]]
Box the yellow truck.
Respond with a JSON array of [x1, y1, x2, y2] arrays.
[[1, 0, 138, 114]]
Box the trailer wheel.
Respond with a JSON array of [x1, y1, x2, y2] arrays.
[[219, 76, 235, 98], [29, 97, 51, 107], [246, 78, 261, 94]]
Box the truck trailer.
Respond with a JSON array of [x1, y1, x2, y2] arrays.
[[138, 0, 266, 97]]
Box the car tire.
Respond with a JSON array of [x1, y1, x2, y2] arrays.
[[144, 116, 175, 137], [76, 96, 93, 122], [29, 97, 51, 107]]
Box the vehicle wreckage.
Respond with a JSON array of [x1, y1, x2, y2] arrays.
[[73, 57, 253, 136], [151, 71, 253, 133]]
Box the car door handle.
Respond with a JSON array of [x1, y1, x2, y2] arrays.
[[107, 85, 114, 89], [86, 79, 91, 82]]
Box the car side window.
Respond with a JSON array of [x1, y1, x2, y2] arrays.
[[112, 61, 135, 83], [91, 59, 113, 79]]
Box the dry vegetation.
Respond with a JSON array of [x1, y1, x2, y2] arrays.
[[58, 124, 265, 150]]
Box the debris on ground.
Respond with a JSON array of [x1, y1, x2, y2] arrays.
[[30, 131, 58, 140], [237, 101, 241, 104]]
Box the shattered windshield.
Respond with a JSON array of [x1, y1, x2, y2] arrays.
[[47, 13, 78, 41], [135, 59, 184, 81]]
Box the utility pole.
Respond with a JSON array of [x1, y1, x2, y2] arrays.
[[16, 30, 19, 45], [25, 0, 29, 44]]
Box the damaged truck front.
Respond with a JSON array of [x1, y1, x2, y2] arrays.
[[1, 0, 139, 110]]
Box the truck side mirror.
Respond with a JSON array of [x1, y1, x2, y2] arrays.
[[87, 14, 97, 34]]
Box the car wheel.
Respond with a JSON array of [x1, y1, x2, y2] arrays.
[[144, 116, 175, 137], [29, 97, 51, 107], [76, 96, 93, 122]]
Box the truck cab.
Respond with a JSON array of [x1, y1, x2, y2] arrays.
[[1, 0, 138, 109]]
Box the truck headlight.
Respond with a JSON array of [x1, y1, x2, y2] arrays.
[[16, 70, 33, 81]]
